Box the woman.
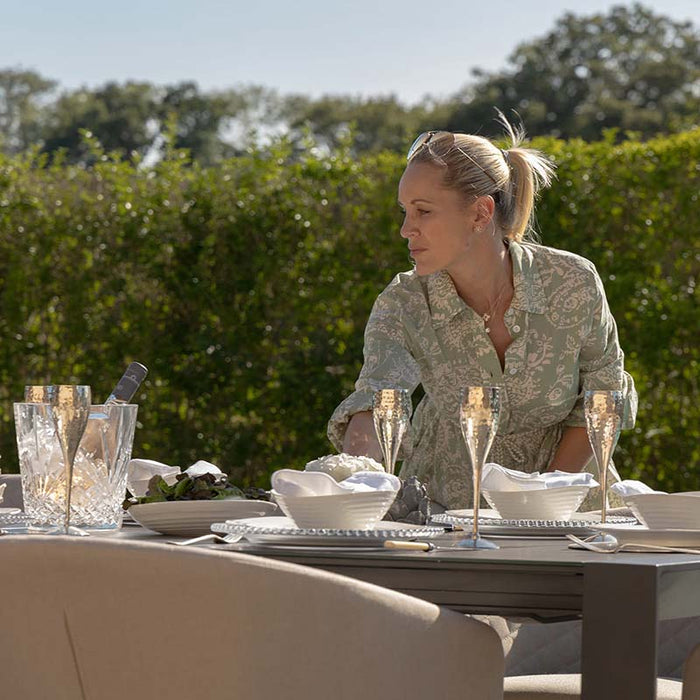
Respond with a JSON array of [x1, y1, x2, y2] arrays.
[[328, 115, 637, 510]]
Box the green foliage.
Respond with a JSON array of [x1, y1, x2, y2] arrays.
[[448, 4, 700, 140], [0, 129, 697, 493], [3, 6, 699, 162], [0, 68, 57, 154], [40, 81, 159, 163]]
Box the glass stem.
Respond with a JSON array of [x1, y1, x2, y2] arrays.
[[62, 444, 73, 534], [600, 461, 608, 524], [472, 461, 481, 542]]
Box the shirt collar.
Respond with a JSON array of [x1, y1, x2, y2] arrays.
[[426, 240, 547, 328], [509, 241, 547, 314], [426, 270, 467, 328]]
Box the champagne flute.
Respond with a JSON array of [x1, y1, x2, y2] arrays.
[[24, 385, 56, 403], [372, 389, 411, 475], [48, 385, 91, 535], [458, 386, 501, 550], [584, 390, 624, 538]]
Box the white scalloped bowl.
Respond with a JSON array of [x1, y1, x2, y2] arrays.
[[272, 491, 398, 530], [482, 485, 591, 521], [624, 493, 700, 530]]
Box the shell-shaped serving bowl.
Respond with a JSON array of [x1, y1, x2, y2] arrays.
[[482, 485, 591, 521], [624, 492, 700, 530], [272, 490, 398, 530]]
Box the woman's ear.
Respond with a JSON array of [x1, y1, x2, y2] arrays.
[[471, 195, 495, 231]]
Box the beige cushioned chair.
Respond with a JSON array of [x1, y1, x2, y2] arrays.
[[503, 673, 683, 698], [503, 618, 688, 698], [683, 642, 700, 700], [0, 536, 504, 700]]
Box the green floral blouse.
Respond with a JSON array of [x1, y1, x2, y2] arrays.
[[328, 241, 637, 510]]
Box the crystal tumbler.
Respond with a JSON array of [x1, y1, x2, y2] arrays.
[[14, 403, 138, 531]]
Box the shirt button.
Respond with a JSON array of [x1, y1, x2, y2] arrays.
[[509, 368, 518, 376], [512, 324, 521, 333]]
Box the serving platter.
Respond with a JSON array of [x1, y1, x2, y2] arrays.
[[432, 511, 637, 537], [128, 499, 278, 536], [212, 515, 445, 546]]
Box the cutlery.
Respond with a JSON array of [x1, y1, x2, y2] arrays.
[[170, 535, 458, 552], [566, 534, 700, 554], [170, 534, 231, 546]]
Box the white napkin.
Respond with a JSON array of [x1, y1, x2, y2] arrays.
[[272, 469, 401, 497], [0, 482, 6, 505], [185, 460, 223, 477], [481, 463, 598, 492], [304, 453, 384, 481], [610, 480, 666, 497], [127, 458, 225, 497], [341, 472, 402, 493], [127, 459, 181, 496]]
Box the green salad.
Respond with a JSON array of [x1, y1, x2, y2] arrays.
[[123, 472, 259, 509]]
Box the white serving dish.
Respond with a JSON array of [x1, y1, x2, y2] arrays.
[[272, 490, 397, 530], [623, 492, 700, 530], [128, 499, 278, 536], [482, 485, 591, 521]]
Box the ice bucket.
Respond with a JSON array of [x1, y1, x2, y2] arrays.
[[14, 403, 138, 530]]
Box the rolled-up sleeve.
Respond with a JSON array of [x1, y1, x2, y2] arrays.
[[327, 289, 421, 451], [563, 267, 638, 429]]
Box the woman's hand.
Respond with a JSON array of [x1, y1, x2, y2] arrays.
[[342, 411, 384, 463], [547, 426, 593, 473]]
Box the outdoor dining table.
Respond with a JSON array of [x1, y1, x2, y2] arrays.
[[119, 525, 700, 700], [3, 521, 697, 700]]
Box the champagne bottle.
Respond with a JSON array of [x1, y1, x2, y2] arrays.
[[104, 362, 148, 405]]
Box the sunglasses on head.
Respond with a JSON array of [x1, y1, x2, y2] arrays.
[[406, 131, 447, 162], [406, 131, 501, 188]]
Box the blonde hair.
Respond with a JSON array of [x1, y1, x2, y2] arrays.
[[407, 111, 556, 241]]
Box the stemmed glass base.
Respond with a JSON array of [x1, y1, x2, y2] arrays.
[[456, 534, 499, 550], [585, 531, 617, 545], [44, 524, 90, 537]]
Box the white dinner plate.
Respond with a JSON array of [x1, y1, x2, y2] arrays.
[[0, 508, 21, 516], [434, 511, 637, 537], [211, 515, 446, 546], [128, 499, 278, 536], [596, 525, 700, 548]]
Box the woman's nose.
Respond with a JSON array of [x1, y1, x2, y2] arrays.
[[400, 216, 416, 238]]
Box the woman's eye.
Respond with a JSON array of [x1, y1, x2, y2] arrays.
[[418, 209, 430, 216]]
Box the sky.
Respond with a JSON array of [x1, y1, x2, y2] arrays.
[[2, 0, 699, 105]]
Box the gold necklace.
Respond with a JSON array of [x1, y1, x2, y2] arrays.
[[482, 281, 511, 334]]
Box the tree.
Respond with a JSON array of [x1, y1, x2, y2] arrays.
[[41, 81, 158, 162], [0, 68, 56, 154], [280, 93, 443, 154], [446, 3, 700, 140], [159, 81, 242, 164]]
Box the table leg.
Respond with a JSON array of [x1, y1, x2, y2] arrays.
[[582, 563, 658, 700]]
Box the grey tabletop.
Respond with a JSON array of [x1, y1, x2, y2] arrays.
[[4, 523, 700, 700]]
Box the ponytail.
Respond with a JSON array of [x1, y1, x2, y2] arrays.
[[496, 110, 556, 241]]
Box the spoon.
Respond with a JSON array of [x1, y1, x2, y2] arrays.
[[567, 534, 700, 554]]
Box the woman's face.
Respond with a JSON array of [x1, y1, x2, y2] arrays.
[[398, 162, 481, 277]]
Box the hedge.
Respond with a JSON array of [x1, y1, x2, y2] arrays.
[[0, 129, 697, 492]]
